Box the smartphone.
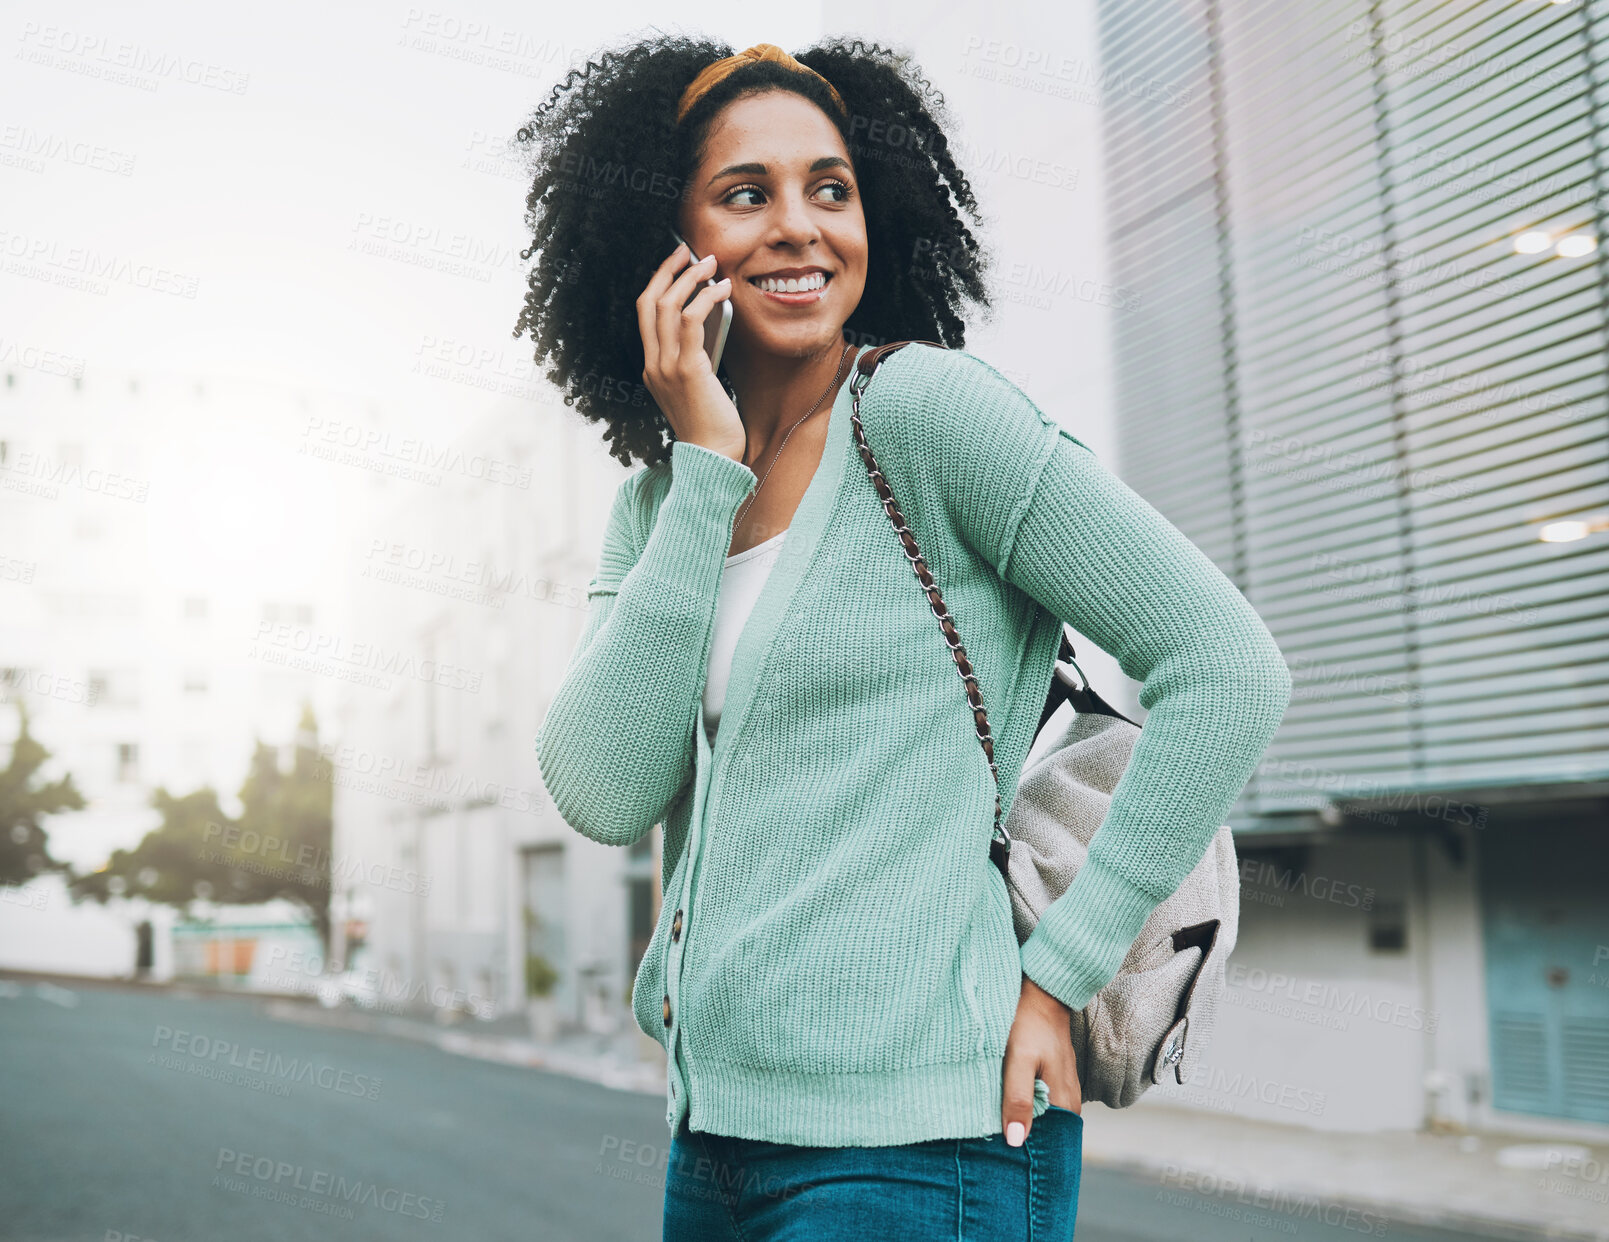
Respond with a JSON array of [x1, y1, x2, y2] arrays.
[[668, 227, 733, 375]]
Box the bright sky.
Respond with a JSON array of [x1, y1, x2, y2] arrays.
[[1, 1, 827, 602]]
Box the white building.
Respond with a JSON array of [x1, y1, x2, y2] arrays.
[[0, 365, 345, 979], [328, 391, 657, 1035]]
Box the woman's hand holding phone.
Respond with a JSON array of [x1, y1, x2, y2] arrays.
[[638, 242, 745, 463]]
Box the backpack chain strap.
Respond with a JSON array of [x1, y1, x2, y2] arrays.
[[847, 345, 1013, 877]]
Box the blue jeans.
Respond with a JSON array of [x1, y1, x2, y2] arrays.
[[662, 1106, 1083, 1240]]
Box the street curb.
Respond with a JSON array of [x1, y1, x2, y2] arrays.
[[260, 999, 664, 1097]]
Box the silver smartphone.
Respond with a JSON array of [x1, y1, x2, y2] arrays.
[[668, 227, 732, 374]]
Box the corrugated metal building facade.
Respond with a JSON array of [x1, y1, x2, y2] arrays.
[[1097, 0, 1608, 1129]]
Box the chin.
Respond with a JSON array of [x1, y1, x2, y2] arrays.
[[756, 323, 848, 359]]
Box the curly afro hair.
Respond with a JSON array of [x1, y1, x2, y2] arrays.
[[511, 32, 995, 469]]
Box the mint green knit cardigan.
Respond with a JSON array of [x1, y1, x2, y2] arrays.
[[535, 342, 1291, 1147]]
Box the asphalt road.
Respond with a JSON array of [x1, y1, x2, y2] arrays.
[[0, 978, 1498, 1241]]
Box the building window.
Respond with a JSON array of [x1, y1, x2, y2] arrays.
[[522, 845, 567, 1008], [116, 743, 139, 783], [1368, 901, 1408, 954], [86, 669, 138, 708], [183, 597, 208, 620], [262, 601, 314, 627], [625, 830, 658, 986], [183, 670, 209, 694], [627, 874, 654, 986]]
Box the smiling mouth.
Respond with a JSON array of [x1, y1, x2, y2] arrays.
[[747, 272, 833, 302]]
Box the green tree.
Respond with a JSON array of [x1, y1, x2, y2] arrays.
[[233, 702, 335, 950], [72, 786, 247, 906], [71, 702, 336, 952], [0, 699, 86, 887]]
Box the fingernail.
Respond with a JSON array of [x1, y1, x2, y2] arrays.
[[717, 277, 731, 287], [1006, 1121, 1025, 1147]]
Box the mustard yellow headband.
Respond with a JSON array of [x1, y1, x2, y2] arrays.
[[676, 42, 848, 125]]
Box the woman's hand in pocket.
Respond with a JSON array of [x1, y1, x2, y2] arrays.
[[637, 241, 744, 461], [1002, 975, 1082, 1147]]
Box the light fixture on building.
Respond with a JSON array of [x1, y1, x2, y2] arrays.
[[1538, 514, 1608, 542], [1513, 230, 1599, 258]]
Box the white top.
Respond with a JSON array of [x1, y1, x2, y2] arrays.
[[703, 529, 789, 740]]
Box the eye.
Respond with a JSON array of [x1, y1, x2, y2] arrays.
[[722, 183, 764, 206], [816, 179, 854, 203]]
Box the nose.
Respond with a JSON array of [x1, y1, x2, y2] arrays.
[[766, 184, 821, 251]]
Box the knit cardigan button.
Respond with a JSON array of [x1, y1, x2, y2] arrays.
[[662, 993, 672, 1027], [671, 909, 683, 941]]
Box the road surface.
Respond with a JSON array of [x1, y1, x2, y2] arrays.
[[0, 977, 1499, 1240]]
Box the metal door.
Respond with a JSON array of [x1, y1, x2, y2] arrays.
[[1480, 816, 1609, 1124]]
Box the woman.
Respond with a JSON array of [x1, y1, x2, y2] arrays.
[[516, 36, 1291, 1241]]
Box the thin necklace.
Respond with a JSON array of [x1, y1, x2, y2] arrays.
[[732, 339, 854, 532]]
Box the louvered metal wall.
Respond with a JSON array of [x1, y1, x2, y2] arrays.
[[1099, 0, 1609, 817]]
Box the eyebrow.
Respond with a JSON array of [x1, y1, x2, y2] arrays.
[[705, 156, 851, 187]]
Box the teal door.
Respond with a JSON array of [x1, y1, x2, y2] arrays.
[[1480, 814, 1609, 1125]]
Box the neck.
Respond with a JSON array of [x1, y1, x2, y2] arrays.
[[722, 334, 852, 461]]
